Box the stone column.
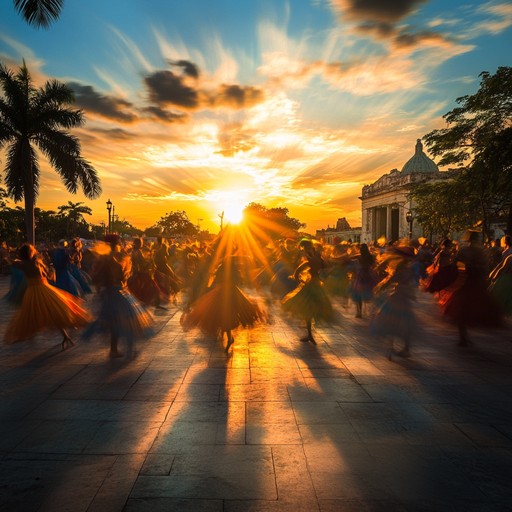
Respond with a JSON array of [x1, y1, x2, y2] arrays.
[[386, 205, 392, 241]]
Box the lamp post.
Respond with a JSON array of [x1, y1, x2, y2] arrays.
[[106, 199, 112, 234], [406, 210, 413, 239]]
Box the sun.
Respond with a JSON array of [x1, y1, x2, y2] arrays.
[[222, 203, 245, 225]]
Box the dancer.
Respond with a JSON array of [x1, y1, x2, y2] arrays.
[[282, 238, 334, 344], [4, 243, 91, 349], [181, 237, 265, 352], [489, 254, 512, 316], [349, 243, 378, 318], [153, 235, 181, 303], [323, 243, 351, 308], [425, 238, 458, 296], [52, 239, 84, 297], [443, 231, 503, 346], [370, 244, 417, 358], [127, 237, 165, 309], [84, 235, 154, 358], [69, 237, 92, 295]]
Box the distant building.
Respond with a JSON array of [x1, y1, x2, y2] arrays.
[[360, 139, 455, 243], [316, 217, 362, 244]]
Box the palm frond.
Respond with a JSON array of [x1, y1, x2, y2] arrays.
[[13, 0, 64, 28], [4, 139, 40, 201]]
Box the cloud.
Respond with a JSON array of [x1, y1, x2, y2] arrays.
[[212, 84, 265, 108], [68, 82, 138, 123], [329, 0, 428, 24], [170, 59, 200, 79], [144, 69, 199, 108]]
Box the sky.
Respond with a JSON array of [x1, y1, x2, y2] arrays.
[[0, 0, 511, 234]]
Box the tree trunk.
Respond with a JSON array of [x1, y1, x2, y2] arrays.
[[24, 188, 35, 245]]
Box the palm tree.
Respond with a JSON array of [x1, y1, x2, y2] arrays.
[[58, 200, 92, 237], [0, 61, 101, 244], [13, 0, 64, 28]]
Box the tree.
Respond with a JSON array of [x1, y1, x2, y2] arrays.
[[57, 200, 92, 238], [243, 202, 305, 239], [13, 0, 64, 28], [0, 61, 101, 244], [150, 210, 199, 238], [410, 178, 475, 239], [424, 67, 512, 235]]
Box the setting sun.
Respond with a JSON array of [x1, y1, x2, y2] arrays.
[[222, 203, 245, 225]]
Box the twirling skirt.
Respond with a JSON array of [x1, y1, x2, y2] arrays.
[[4, 277, 91, 343], [83, 286, 154, 343], [489, 273, 512, 316], [370, 290, 416, 339], [282, 279, 334, 323], [181, 284, 265, 336]]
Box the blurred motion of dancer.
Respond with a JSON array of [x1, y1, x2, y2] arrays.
[[370, 244, 417, 359], [84, 235, 154, 358], [181, 252, 266, 353], [443, 231, 503, 346], [349, 243, 378, 318], [489, 254, 512, 317], [4, 243, 91, 349], [282, 238, 334, 344]]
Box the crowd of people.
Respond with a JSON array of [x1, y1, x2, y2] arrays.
[[1, 229, 511, 359]]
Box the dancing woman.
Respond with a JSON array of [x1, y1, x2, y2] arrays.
[[370, 245, 417, 358], [349, 243, 378, 318], [4, 244, 91, 349], [443, 231, 503, 346], [282, 239, 334, 344], [84, 235, 154, 358], [425, 238, 458, 295], [181, 247, 265, 352], [489, 254, 512, 316]]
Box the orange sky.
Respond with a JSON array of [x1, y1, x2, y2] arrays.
[[1, 1, 511, 234]]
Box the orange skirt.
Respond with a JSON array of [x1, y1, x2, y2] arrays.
[[4, 277, 91, 344]]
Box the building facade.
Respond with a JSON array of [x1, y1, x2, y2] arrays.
[[316, 217, 362, 244], [360, 139, 446, 243]]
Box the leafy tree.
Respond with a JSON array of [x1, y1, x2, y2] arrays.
[[57, 200, 92, 238], [13, 0, 63, 28], [149, 210, 199, 238], [0, 61, 101, 244], [424, 67, 512, 235], [243, 202, 305, 239], [410, 177, 475, 239]]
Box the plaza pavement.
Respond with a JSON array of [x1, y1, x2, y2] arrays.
[[0, 274, 511, 512]]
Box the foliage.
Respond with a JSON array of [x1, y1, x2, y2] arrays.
[[410, 177, 476, 239], [243, 202, 305, 240], [0, 61, 101, 244], [423, 66, 512, 235], [13, 0, 63, 28], [148, 210, 199, 238]]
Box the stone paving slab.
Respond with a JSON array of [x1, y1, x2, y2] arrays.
[[1, 275, 512, 511]]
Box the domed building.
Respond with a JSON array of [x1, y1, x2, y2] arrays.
[[360, 139, 452, 243]]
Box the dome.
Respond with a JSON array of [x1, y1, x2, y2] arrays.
[[401, 139, 439, 175]]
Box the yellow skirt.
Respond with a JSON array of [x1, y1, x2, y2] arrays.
[[4, 277, 91, 344]]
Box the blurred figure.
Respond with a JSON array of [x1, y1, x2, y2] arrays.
[[489, 254, 512, 317], [84, 235, 154, 358], [349, 243, 378, 318], [443, 231, 503, 346], [370, 245, 417, 358], [181, 249, 266, 353], [282, 239, 334, 344], [4, 243, 91, 348]]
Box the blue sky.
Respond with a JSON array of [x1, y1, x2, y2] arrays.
[[1, 0, 511, 232]]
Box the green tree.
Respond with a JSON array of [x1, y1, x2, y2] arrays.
[[424, 67, 512, 236], [410, 177, 475, 239], [0, 61, 101, 244], [13, 0, 63, 28]]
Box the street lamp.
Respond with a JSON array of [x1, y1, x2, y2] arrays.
[[406, 210, 413, 239], [106, 199, 112, 234]]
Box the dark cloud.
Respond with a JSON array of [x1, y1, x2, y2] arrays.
[[332, 0, 428, 23], [68, 82, 137, 123], [170, 60, 200, 79], [144, 70, 199, 109], [142, 105, 187, 123], [214, 84, 265, 108]]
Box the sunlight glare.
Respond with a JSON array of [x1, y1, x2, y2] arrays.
[[223, 203, 245, 224]]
